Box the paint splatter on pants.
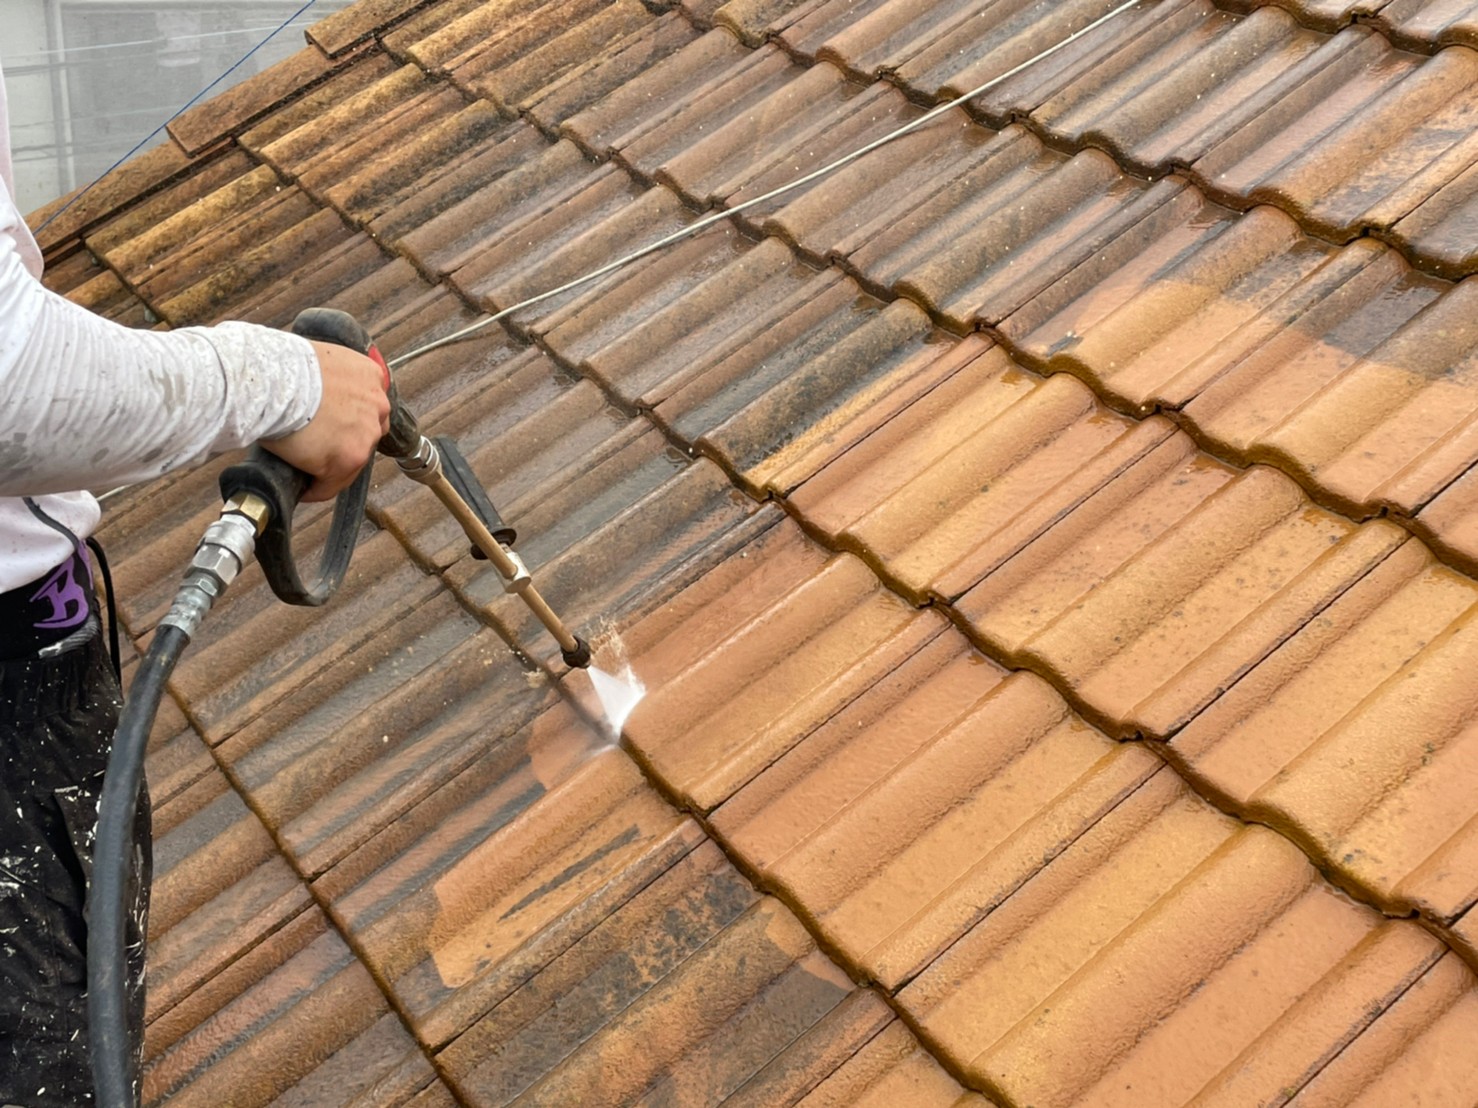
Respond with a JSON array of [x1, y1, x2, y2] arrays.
[[1, 635, 150, 1107]]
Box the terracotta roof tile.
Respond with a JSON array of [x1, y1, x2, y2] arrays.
[[1032, 5, 1335, 177], [1193, 34, 1478, 243], [40, 0, 1478, 1096], [164, 528, 443, 742], [307, 0, 439, 56], [562, 29, 793, 166], [957, 445, 1405, 738], [1289, 951, 1478, 1106], [899, 769, 1449, 1106], [780, 1016, 996, 1107], [449, 176, 696, 328], [216, 593, 551, 877], [168, 44, 363, 157], [445, 440, 770, 670], [428, 0, 657, 115], [398, 135, 607, 277], [1375, 0, 1478, 49], [436, 841, 909, 1104], [1417, 461, 1478, 570], [620, 519, 933, 811], [1001, 188, 1478, 525], [144, 925, 438, 1106], [713, 630, 1161, 988], [322, 709, 703, 1046], [1216, 0, 1373, 33], [789, 344, 1174, 605], [29, 141, 198, 254], [1171, 536, 1478, 924], [765, 116, 1169, 331], [518, 12, 703, 133]]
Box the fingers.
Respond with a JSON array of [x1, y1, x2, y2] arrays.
[[262, 341, 394, 501]]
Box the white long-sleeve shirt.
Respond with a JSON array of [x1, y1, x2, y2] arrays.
[[1, 61, 322, 593]]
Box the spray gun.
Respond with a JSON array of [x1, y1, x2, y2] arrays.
[[89, 308, 590, 1108]]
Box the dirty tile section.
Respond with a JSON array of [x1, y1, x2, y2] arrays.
[[145, 915, 443, 1107], [318, 700, 700, 1049], [1374, 0, 1478, 50], [620, 518, 931, 812], [712, 629, 1163, 989], [955, 444, 1406, 738], [434, 843, 946, 1106], [899, 769, 1455, 1108], [216, 593, 555, 879], [1170, 537, 1478, 927]]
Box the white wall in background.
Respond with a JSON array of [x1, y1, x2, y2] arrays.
[[0, 0, 352, 214]]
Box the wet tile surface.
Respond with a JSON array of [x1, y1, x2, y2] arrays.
[[33, 0, 1478, 1100]]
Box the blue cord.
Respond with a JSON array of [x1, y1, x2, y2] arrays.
[[35, 0, 321, 235]]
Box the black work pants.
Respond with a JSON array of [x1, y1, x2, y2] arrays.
[[0, 634, 150, 1107]]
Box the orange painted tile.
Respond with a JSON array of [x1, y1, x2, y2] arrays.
[[621, 519, 930, 811], [1417, 459, 1478, 573], [1172, 537, 1478, 923], [713, 625, 1162, 989], [1289, 953, 1478, 1107], [959, 445, 1404, 738], [785, 1017, 996, 1108], [790, 343, 1172, 604], [900, 769, 1448, 1107]]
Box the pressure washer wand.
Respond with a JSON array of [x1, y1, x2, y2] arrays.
[[391, 433, 591, 668]]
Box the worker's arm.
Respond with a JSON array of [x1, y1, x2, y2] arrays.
[[0, 224, 387, 501]]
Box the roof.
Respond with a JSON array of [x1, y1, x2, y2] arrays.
[[28, 0, 1478, 1103]]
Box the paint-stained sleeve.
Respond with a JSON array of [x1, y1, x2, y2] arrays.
[[0, 238, 322, 497]]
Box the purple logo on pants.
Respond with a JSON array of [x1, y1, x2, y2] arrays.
[[30, 555, 89, 630]]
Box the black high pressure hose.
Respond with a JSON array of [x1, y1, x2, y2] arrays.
[[87, 310, 380, 1108]]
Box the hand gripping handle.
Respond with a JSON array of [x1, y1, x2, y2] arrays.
[[217, 308, 383, 606]]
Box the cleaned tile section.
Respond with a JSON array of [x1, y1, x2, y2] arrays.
[[1171, 537, 1478, 925], [1002, 197, 1478, 525], [1417, 460, 1478, 572], [1288, 952, 1478, 1107], [956, 444, 1406, 739], [320, 702, 703, 1049], [713, 630, 1162, 989], [620, 518, 930, 812], [899, 768, 1452, 1107], [790, 344, 1173, 605], [436, 845, 934, 1107]]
